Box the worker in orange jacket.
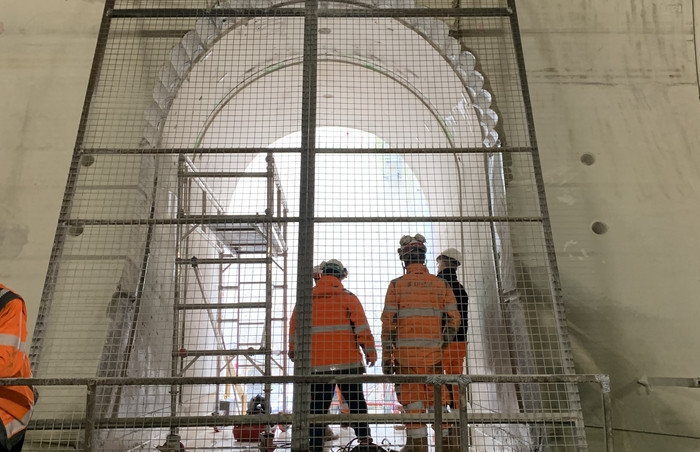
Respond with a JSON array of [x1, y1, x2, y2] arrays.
[[0, 284, 35, 452], [311, 262, 341, 442], [289, 260, 377, 452], [380, 235, 460, 452], [312, 263, 325, 285]]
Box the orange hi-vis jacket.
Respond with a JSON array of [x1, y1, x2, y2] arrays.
[[0, 284, 35, 441], [289, 275, 377, 373], [381, 263, 460, 366]]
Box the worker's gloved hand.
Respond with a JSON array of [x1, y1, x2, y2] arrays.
[[366, 353, 377, 367], [287, 350, 295, 361], [442, 327, 457, 349], [361, 346, 377, 367], [382, 359, 395, 375]]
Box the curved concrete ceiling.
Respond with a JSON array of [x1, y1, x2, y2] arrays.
[[160, 14, 487, 150], [155, 3, 500, 234]]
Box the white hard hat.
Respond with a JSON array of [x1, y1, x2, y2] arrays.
[[397, 234, 427, 262], [437, 248, 462, 266], [322, 259, 348, 278]]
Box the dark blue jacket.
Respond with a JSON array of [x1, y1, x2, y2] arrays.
[[437, 268, 469, 342]]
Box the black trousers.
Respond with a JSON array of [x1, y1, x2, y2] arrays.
[[0, 427, 25, 452], [310, 367, 370, 450]]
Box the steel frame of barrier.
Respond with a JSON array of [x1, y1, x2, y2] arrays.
[[3, 373, 612, 452], [30, 3, 593, 452]]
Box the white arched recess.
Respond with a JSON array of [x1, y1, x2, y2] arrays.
[[141, 1, 537, 449]]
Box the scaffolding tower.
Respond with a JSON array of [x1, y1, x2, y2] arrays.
[[174, 152, 289, 415]]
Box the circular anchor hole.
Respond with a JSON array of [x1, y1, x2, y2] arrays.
[[580, 153, 595, 166], [80, 154, 96, 167], [67, 223, 85, 237], [591, 221, 608, 235]]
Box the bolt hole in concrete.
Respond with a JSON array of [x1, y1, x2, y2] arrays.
[[80, 154, 96, 167], [68, 224, 85, 237], [580, 153, 595, 165], [591, 221, 608, 235]]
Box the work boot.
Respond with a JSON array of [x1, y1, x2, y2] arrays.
[[400, 436, 428, 452]]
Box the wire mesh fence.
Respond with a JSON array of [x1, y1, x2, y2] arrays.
[[27, 1, 593, 451], [14, 374, 609, 451]]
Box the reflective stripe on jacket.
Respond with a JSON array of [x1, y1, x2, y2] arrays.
[[381, 263, 460, 366], [289, 275, 377, 373], [0, 285, 35, 440]]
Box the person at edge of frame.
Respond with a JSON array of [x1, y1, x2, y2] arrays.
[[0, 284, 36, 452]]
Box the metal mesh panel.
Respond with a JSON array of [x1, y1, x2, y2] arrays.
[[23, 1, 600, 451]]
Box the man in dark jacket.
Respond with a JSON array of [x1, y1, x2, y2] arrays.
[[436, 248, 468, 451], [436, 248, 469, 408]]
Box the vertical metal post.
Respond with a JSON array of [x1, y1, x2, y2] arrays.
[[291, 1, 318, 450], [216, 250, 224, 408], [598, 375, 614, 452], [458, 380, 470, 451], [171, 155, 186, 423], [84, 380, 97, 452], [282, 193, 290, 412], [264, 152, 274, 412], [433, 384, 443, 449]]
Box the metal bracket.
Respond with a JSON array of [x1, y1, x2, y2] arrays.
[[637, 376, 700, 394]]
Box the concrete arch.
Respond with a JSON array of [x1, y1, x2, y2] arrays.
[[146, 2, 542, 448], [152, 0, 501, 253]]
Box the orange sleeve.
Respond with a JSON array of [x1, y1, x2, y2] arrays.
[[0, 299, 24, 377], [348, 295, 376, 361], [380, 282, 398, 359]]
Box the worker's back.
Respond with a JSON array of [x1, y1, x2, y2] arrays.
[[290, 275, 375, 373], [382, 263, 459, 366]]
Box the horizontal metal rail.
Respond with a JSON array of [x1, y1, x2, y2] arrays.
[[81, 146, 536, 155], [1, 373, 606, 389], [172, 349, 269, 357], [176, 302, 268, 310], [61, 215, 543, 226], [176, 257, 270, 265], [179, 171, 269, 178], [637, 376, 700, 391], [110, 7, 513, 19]]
